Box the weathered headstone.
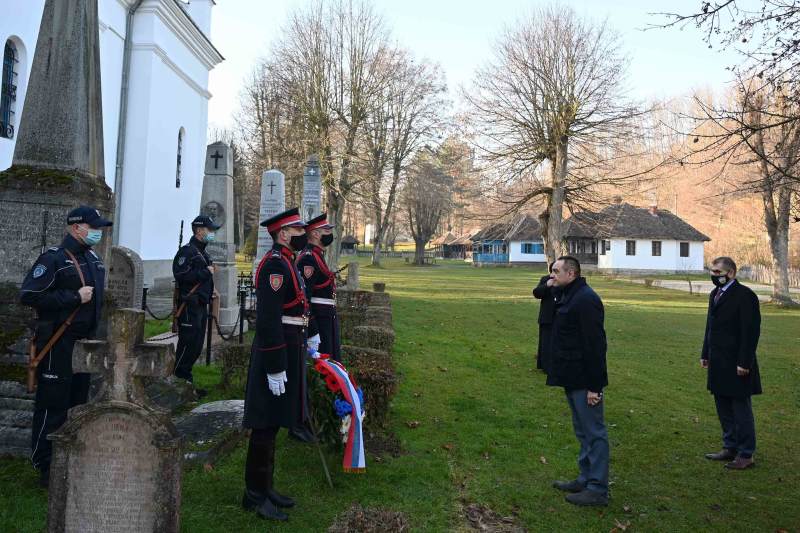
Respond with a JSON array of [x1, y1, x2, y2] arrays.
[[108, 246, 143, 309], [342, 262, 359, 291], [253, 169, 285, 272], [0, 0, 113, 358], [200, 142, 243, 333], [47, 309, 180, 533], [301, 155, 322, 222]]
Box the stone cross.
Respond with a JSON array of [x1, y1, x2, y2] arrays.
[[210, 150, 223, 169], [72, 309, 174, 407]]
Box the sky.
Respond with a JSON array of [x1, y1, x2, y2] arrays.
[[206, 0, 739, 131]]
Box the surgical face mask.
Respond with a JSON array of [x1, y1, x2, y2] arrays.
[[321, 234, 334, 247], [711, 274, 728, 287], [204, 232, 216, 243], [289, 234, 308, 251], [83, 228, 103, 246]]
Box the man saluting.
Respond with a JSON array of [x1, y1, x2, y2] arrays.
[[297, 213, 340, 362], [242, 208, 309, 522]]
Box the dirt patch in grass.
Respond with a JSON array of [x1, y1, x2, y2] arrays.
[[327, 503, 410, 532], [365, 430, 403, 460], [462, 501, 527, 532]]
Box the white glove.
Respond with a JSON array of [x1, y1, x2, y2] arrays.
[[267, 371, 287, 396], [307, 334, 321, 353]]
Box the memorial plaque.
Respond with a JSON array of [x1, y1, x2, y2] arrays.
[[301, 155, 322, 222], [108, 246, 143, 309], [254, 169, 286, 271]]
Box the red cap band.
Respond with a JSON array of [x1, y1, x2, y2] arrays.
[[266, 213, 302, 233]]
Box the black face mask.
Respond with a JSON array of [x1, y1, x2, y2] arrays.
[[289, 234, 308, 251], [710, 275, 728, 287], [321, 234, 334, 247]]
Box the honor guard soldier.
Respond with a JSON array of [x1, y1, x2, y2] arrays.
[[20, 206, 112, 487], [297, 213, 340, 362], [242, 207, 309, 522], [172, 215, 221, 388]]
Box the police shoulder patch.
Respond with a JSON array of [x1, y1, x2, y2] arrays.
[[47, 247, 59, 252], [178, 256, 186, 266], [270, 274, 283, 291], [303, 265, 314, 279], [32, 264, 47, 279]]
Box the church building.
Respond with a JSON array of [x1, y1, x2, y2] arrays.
[[0, 0, 223, 284]]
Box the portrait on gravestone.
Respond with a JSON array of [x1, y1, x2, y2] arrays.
[[202, 201, 226, 228]]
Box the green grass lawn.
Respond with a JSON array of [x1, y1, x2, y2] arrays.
[[2, 259, 799, 532]]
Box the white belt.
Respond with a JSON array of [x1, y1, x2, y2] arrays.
[[310, 297, 336, 306], [281, 316, 309, 326]]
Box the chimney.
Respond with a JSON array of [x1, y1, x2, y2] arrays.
[[648, 192, 658, 216]]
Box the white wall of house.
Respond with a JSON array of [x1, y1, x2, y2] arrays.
[[1, 0, 221, 284], [598, 238, 705, 271], [509, 240, 547, 263]]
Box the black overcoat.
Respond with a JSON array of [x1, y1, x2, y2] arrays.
[[701, 280, 762, 397], [532, 275, 556, 371], [243, 244, 309, 429]]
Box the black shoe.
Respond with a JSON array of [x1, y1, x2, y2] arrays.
[[288, 426, 316, 443], [267, 488, 295, 509], [705, 449, 737, 461], [552, 479, 585, 493], [565, 489, 609, 507], [242, 489, 266, 511], [256, 498, 288, 521], [39, 468, 50, 489]]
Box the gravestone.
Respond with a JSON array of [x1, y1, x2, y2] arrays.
[[200, 142, 243, 333], [253, 169, 286, 272], [301, 155, 322, 222], [108, 246, 143, 309], [47, 309, 180, 533], [0, 0, 113, 358]]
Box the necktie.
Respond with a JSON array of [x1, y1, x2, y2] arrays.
[[714, 289, 723, 305]]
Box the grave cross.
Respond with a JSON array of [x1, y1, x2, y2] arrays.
[[72, 309, 174, 406], [210, 150, 223, 169], [268, 181, 276, 194]]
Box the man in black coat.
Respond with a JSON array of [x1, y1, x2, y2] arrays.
[[532, 262, 556, 372], [701, 256, 762, 470], [241, 208, 309, 522], [547, 256, 609, 507], [172, 215, 220, 386], [20, 205, 112, 487]]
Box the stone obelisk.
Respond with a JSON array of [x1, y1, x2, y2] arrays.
[[0, 0, 113, 357]]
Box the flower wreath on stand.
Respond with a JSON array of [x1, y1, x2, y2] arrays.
[[308, 344, 366, 473]]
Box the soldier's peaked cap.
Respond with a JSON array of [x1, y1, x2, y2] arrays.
[[305, 213, 334, 232], [191, 215, 222, 230], [66, 206, 113, 228], [261, 207, 306, 233]]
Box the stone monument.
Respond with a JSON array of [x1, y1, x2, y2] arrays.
[[301, 155, 322, 222], [47, 309, 181, 533], [253, 169, 285, 272], [107, 246, 144, 310], [200, 142, 243, 333], [0, 0, 113, 358]]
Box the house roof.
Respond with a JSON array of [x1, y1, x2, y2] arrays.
[[431, 232, 457, 246], [565, 203, 711, 242], [472, 214, 543, 242], [341, 235, 359, 245]]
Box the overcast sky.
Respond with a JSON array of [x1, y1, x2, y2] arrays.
[[206, 0, 738, 131]]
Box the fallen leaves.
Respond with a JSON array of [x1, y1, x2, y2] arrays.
[[405, 420, 420, 429], [539, 455, 548, 465]]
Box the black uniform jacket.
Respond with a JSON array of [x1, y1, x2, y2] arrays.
[[546, 277, 608, 392], [297, 245, 336, 317], [701, 280, 762, 397], [244, 244, 309, 429], [20, 234, 105, 338], [532, 275, 556, 326], [173, 236, 214, 305]]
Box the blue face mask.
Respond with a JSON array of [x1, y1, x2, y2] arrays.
[[83, 228, 103, 246], [204, 232, 216, 243]]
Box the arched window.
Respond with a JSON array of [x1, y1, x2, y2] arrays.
[[175, 128, 184, 188], [1, 40, 18, 139]]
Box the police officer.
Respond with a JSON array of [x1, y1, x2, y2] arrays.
[[172, 215, 220, 388], [20, 205, 112, 487], [242, 207, 309, 522], [297, 213, 340, 362]]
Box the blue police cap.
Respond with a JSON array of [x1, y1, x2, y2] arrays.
[[66, 206, 113, 228], [191, 215, 222, 230]]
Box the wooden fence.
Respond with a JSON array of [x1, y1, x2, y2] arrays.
[[739, 265, 800, 288]]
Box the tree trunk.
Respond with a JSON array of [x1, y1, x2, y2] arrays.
[[545, 139, 568, 263], [763, 186, 795, 305], [371, 237, 383, 266], [414, 239, 426, 265]]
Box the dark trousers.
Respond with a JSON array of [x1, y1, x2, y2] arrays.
[[30, 335, 90, 471], [714, 394, 756, 458], [174, 304, 208, 382], [565, 389, 610, 495], [245, 426, 279, 493], [317, 313, 341, 362], [536, 323, 552, 372]]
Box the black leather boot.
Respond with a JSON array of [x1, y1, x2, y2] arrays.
[[265, 433, 295, 509], [243, 430, 288, 521]]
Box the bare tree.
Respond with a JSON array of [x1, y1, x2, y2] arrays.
[[357, 50, 446, 266], [403, 147, 455, 265], [463, 5, 652, 263]]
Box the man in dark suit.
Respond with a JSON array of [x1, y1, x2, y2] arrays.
[[547, 256, 609, 507], [532, 262, 556, 373], [701, 256, 762, 470]]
